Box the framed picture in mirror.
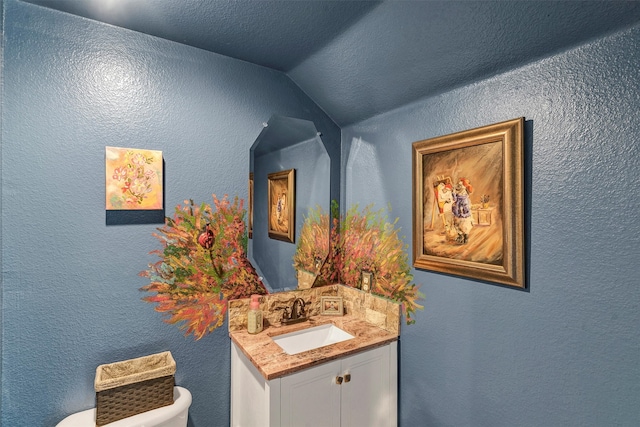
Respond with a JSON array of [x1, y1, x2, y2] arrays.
[[267, 168, 295, 243], [412, 117, 525, 288]]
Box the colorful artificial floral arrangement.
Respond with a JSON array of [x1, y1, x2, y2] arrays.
[[140, 195, 266, 340], [292, 205, 331, 275], [294, 201, 423, 324]]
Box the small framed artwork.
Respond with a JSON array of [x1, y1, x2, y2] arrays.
[[412, 117, 525, 288], [320, 296, 344, 316], [267, 169, 295, 243], [248, 173, 254, 239], [105, 146, 163, 210]]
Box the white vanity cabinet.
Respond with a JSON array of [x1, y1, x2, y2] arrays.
[[230, 341, 398, 427]]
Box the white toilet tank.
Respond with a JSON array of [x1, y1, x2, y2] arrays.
[[56, 386, 191, 427]]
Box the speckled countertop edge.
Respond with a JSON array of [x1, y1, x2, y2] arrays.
[[229, 314, 399, 380]]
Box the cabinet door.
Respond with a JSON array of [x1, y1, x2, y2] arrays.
[[280, 359, 342, 427], [341, 345, 395, 427], [231, 343, 280, 427]]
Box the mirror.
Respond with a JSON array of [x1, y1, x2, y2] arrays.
[[249, 115, 331, 292]]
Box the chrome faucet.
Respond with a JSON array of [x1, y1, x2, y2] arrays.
[[281, 298, 308, 325]]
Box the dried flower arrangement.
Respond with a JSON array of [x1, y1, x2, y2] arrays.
[[140, 195, 266, 340], [292, 205, 331, 275], [294, 201, 423, 325]]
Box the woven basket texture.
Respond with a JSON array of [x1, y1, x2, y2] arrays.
[[94, 351, 177, 426], [95, 375, 174, 426]]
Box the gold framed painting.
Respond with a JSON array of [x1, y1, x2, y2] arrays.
[[267, 168, 295, 243], [412, 117, 525, 288]]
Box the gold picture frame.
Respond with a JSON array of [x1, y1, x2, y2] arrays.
[[320, 296, 344, 316], [412, 117, 525, 288], [267, 168, 295, 243]]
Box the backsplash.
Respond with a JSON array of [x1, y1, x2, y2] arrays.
[[339, 285, 400, 334], [228, 284, 400, 334]]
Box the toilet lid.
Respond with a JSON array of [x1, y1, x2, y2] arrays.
[[56, 408, 95, 426]]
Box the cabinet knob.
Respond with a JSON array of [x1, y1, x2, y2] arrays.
[[336, 376, 343, 385], [344, 374, 351, 383]]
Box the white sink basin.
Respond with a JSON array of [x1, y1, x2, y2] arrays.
[[272, 324, 355, 355]]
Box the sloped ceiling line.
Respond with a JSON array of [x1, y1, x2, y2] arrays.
[[20, 0, 640, 126]]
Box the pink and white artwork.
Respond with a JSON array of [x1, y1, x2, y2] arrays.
[[105, 146, 163, 210]]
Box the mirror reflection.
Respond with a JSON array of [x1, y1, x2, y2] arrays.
[[249, 115, 331, 292]]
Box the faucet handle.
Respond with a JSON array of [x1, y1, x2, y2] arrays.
[[293, 298, 306, 319], [281, 307, 290, 321]]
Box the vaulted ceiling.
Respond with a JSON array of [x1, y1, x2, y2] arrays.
[[21, 0, 640, 126]]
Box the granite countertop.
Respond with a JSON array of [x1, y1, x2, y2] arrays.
[[229, 314, 399, 380]]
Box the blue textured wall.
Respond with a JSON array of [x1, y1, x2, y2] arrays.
[[0, 0, 4, 421], [3, 1, 640, 426], [342, 24, 640, 427], [0, 1, 339, 425]]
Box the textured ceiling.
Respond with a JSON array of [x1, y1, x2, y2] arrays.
[[21, 0, 640, 126]]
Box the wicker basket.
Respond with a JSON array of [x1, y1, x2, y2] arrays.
[[94, 351, 176, 426]]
